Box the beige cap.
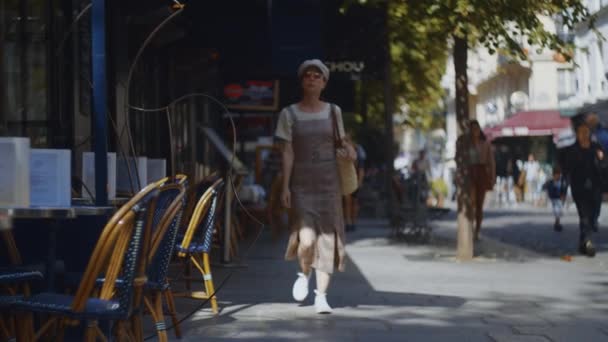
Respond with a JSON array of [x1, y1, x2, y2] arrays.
[[297, 59, 330, 80]]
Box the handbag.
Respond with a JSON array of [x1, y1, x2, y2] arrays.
[[330, 104, 358, 196]]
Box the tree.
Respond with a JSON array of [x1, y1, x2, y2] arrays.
[[442, 0, 592, 260], [356, 0, 593, 260], [340, 1, 451, 131]]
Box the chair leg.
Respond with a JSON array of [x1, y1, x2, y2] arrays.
[[144, 294, 168, 342], [15, 312, 34, 342], [163, 288, 182, 339], [234, 217, 245, 241], [0, 317, 11, 342], [55, 319, 66, 342], [184, 257, 192, 291], [202, 253, 218, 314], [84, 321, 97, 342], [130, 314, 144, 342], [188, 254, 218, 314], [230, 232, 238, 259]]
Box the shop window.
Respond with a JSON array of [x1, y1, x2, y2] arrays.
[[1, 0, 48, 142]]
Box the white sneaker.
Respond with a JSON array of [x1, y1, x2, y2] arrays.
[[314, 290, 333, 314], [292, 272, 310, 302]]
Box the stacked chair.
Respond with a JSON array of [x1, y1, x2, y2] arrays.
[[0, 229, 43, 340], [174, 177, 225, 319], [142, 175, 187, 341], [2, 172, 228, 340], [10, 178, 180, 341]]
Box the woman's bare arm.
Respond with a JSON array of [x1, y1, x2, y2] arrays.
[[281, 141, 294, 191]]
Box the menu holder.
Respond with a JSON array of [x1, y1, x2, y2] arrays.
[[147, 158, 167, 184], [82, 152, 117, 200], [30, 149, 71, 207], [117, 156, 148, 194], [0, 137, 30, 207]]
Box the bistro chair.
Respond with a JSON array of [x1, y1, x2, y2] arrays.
[[12, 182, 160, 342], [177, 173, 220, 292], [0, 228, 43, 341], [174, 178, 224, 314], [143, 180, 186, 341]]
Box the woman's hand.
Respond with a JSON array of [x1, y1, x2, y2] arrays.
[[337, 143, 357, 161], [281, 188, 291, 208], [598, 150, 604, 161]]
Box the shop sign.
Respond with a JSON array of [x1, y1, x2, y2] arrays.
[[325, 61, 365, 74], [224, 80, 280, 111]]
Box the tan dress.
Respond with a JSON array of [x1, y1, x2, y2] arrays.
[[277, 104, 346, 273]]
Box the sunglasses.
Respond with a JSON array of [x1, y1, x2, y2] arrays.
[[303, 71, 323, 80]]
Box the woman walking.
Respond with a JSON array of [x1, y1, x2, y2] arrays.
[[561, 123, 604, 257], [456, 120, 496, 241], [275, 59, 356, 314]]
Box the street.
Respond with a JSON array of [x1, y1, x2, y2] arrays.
[[159, 204, 608, 341]]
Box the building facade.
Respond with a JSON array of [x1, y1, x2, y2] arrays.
[[559, 0, 608, 116], [441, 16, 568, 195]]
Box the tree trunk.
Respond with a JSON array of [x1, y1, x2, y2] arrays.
[[453, 34, 474, 261]]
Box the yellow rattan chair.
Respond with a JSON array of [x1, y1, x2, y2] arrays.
[[174, 178, 224, 314]]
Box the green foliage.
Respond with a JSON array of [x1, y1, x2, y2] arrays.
[[352, 0, 594, 132], [388, 2, 450, 130], [407, 0, 593, 62]]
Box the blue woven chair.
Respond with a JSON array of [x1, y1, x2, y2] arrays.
[[177, 174, 221, 289], [143, 180, 186, 341], [174, 178, 224, 314], [12, 182, 160, 342], [0, 230, 43, 341]]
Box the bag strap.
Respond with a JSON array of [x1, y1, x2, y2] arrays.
[[286, 105, 297, 123], [329, 103, 343, 148]]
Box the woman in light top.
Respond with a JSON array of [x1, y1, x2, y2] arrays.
[[275, 59, 356, 314]]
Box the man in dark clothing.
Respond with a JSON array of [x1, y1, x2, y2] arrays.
[[561, 124, 604, 257], [585, 113, 608, 231]]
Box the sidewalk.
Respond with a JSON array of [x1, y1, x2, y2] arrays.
[[161, 208, 608, 341]]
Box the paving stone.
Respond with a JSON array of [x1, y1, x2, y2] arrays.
[[154, 211, 608, 341], [488, 333, 551, 342], [482, 314, 552, 327], [514, 326, 608, 342]]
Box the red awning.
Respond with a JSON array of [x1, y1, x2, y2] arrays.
[[484, 110, 572, 141]]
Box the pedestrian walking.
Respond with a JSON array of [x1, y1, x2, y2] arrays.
[[543, 166, 568, 232], [344, 134, 366, 232], [585, 113, 608, 231], [561, 123, 605, 257], [275, 59, 356, 314], [455, 120, 496, 241], [524, 154, 540, 204]]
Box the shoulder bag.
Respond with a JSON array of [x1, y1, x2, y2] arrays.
[[330, 104, 358, 196]]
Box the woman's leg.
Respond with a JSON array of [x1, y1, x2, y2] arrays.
[[315, 269, 331, 294], [298, 227, 317, 275], [572, 190, 595, 255], [474, 183, 486, 240], [314, 269, 333, 313]]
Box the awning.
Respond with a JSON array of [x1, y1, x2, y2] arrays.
[[484, 110, 572, 142]]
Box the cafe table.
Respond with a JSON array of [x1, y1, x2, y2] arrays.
[[0, 205, 115, 290]]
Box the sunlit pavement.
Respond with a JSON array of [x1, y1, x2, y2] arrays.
[[154, 205, 608, 341]]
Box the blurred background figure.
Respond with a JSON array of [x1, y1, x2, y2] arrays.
[[344, 133, 367, 232], [456, 120, 496, 241], [561, 123, 604, 257], [523, 154, 540, 205], [543, 166, 568, 232], [585, 112, 608, 231]]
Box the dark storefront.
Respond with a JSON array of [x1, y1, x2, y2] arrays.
[[1, 0, 387, 187]]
